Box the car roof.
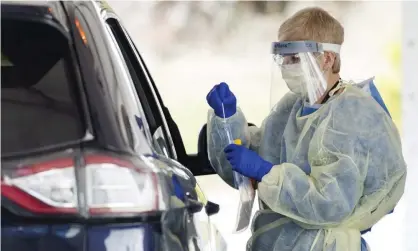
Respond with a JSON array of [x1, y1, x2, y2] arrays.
[[0, 1, 115, 34], [1, 1, 68, 30]]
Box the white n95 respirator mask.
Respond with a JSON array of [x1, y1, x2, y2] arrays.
[[281, 64, 305, 95]]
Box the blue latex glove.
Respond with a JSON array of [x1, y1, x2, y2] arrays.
[[224, 144, 273, 182], [206, 82, 237, 118]]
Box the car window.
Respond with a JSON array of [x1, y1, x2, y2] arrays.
[[104, 17, 174, 159], [1, 18, 86, 156], [119, 27, 182, 162], [122, 34, 181, 162], [102, 18, 170, 157]]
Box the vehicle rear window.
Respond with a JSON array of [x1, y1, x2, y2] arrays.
[[1, 18, 86, 156]]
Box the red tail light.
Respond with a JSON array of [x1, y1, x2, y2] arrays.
[[1, 154, 160, 216]]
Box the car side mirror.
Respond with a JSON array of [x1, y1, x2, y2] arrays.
[[184, 194, 219, 216], [205, 200, 220, 216]]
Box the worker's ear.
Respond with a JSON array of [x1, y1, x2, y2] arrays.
[[323, 51, 336, 72]]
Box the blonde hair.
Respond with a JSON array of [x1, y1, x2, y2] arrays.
[[278, 7, 344, 73]]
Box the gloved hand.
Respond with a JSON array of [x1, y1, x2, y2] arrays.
[[206, 82, 237, 118], [224, 144, 273, 182]]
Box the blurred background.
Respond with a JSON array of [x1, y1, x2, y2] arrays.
[[109, 1, 404, 250]]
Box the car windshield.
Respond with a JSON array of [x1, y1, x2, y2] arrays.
[[1, 17, 86, 156]]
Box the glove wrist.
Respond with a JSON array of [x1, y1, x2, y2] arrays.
[[256, 161, 273, 182]]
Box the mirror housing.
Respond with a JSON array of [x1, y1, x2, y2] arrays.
[[205, 201, 220, 216]]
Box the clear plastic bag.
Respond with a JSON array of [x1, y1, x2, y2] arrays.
[[221, 104, 256, 233]]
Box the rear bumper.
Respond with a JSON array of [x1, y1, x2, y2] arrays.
[[2, 223, 159, 251]]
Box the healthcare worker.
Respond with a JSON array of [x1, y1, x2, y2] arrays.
[[206, 7, 407, 251]]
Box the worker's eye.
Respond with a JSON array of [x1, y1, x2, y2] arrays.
[[289, 55, 300, 64], [281, 54, 300, 65]]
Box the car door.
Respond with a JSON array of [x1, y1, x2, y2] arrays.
[[100, 12, 227, 251], [99, 9, 206, 195]]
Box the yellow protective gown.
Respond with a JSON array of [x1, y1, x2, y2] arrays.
[[207, 81, 406, 251]]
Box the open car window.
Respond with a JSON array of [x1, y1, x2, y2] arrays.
[[1, 17, 86, 156]]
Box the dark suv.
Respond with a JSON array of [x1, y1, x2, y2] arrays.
[[1, 1, 225, 251]]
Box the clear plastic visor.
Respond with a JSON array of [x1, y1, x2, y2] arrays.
[[270, 41, 341, 107]]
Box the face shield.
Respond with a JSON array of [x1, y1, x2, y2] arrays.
[[270, 41, 341, 106]]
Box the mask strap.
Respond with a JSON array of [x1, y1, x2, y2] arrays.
[[320, 79, 341, 104], [328, 81, 344, 97], [329, 79, 355, 97]]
